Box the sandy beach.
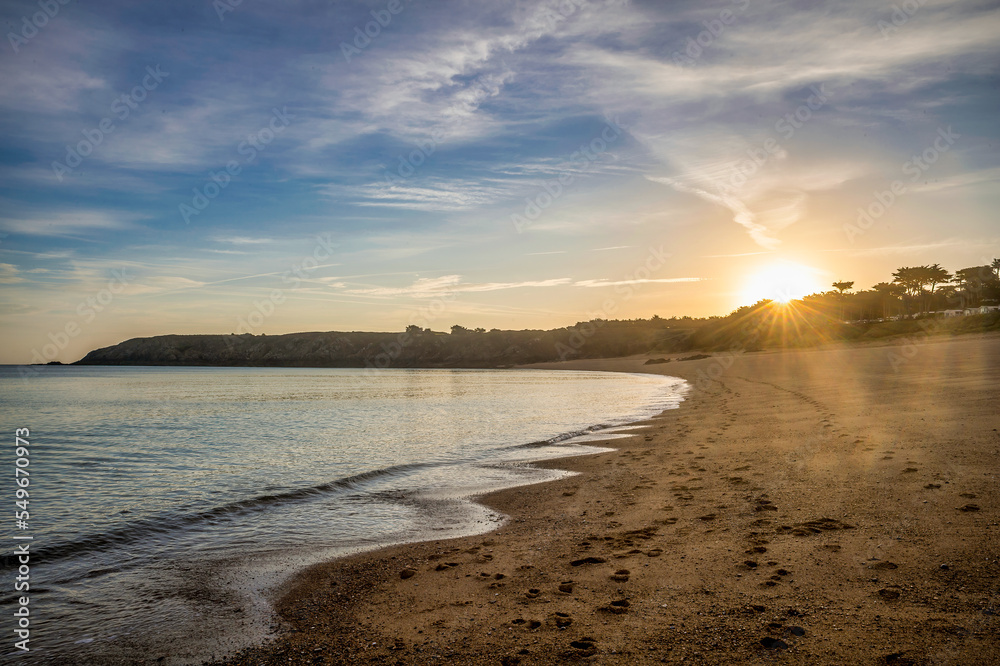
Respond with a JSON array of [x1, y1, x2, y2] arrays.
[[221, 333, 999, 665]]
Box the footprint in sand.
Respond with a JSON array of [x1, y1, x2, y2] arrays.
[[599, 599, 630, 614], [958, 504, 981, 512], [558, 581, 574, 593], [546, 612, 573, 628], [610, 569, 630, 582], [755, 499, 778, 512], [525, 588, 541, 599], [868, 561, 899, 571]]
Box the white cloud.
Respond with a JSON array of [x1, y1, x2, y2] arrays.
[[212, 236, 275, 245], [0, 211, 136, 236], [0, 263, 24, 284], [340, 273, 702, 298], [575, 277, 702, 288]]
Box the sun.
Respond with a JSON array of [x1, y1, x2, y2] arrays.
[[740, 262, 825, 306]]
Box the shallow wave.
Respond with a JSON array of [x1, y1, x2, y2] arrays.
[[0, 462, 431, 569]]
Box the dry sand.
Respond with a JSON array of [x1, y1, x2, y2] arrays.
[[220, 334, 999, 665]]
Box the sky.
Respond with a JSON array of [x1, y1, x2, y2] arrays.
[[0, 0, 998, 364]]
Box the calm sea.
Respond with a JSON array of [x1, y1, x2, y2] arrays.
[[0, 366, 686, 663]]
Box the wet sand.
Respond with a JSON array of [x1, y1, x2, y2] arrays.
[[220, 334, 999, 665]]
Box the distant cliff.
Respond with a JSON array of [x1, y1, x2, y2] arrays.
[[74, 323, 685, 368]]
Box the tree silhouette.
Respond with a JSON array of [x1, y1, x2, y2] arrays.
[[832, 281, 855, 294], [831, 281, 855, 320], [872, 282, 904, 319], [924, 264, 951, 296], [954, 266, 996, 309]]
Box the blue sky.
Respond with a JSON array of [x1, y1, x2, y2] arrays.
[[1, 0, 998, 363]]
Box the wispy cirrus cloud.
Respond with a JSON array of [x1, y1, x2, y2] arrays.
[[0, 211, 137, 237], [340, 274, 703, 298], [212, 236, 275, 245]]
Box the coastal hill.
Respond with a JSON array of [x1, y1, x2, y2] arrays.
[[73, 322, 686, 368], [74, 308, 999, 368]]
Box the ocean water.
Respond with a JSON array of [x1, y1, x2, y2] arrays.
[[0, 366, 686, 663]]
